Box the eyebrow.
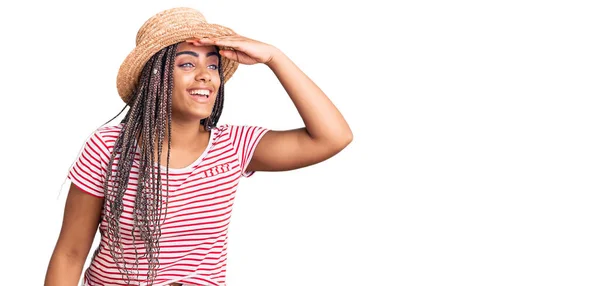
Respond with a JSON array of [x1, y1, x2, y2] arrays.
[[175, 51, 219, 58]]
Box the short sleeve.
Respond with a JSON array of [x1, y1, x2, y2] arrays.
[[229, 125, 270, 178], [67, 131, 111, 198]]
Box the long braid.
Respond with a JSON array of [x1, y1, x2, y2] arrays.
[[101, 43, 225, 285], [102, 44, 177, 284], [103, 57, 151, 283], [133, 47, 165, 282]]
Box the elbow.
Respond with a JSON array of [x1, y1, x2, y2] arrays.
[[343, 129, 353, 147], [310, 125, 353, 153], [335, 127, 353, 151]]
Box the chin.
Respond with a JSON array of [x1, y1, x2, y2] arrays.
[[170, 109, 211, 122], [189, 113, 212, 122]]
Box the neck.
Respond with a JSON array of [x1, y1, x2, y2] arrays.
[[166, 118, 210, 149]]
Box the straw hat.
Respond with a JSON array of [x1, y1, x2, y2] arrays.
[[116, 7, 239, 104]]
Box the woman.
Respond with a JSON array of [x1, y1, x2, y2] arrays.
[[45, 7, 352, 286]]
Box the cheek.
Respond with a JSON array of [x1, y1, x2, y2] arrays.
[[172, 73, 195, 97]]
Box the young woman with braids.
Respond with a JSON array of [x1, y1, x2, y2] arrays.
[[45, 7, 352, 286]]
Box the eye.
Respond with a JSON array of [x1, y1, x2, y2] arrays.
[[178, 62, 195, 69], [208, 64, 219, 70]]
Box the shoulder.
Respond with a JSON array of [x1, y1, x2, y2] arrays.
[[84, 123, 124, 154], [215, 123, 269, 133], [96, 123, 123, 140], [213, 124, 269, 141]]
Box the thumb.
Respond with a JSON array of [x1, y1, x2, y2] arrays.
[[219, 49, 238, 60]]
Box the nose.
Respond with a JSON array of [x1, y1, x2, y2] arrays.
[[194, 66, 211, 82]]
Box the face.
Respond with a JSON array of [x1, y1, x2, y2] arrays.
[[172, 42, 221, 122]]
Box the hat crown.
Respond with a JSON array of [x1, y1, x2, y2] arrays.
[[135, 7, 208, 45]]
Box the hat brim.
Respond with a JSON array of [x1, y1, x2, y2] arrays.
[[116, 23, 238, 104]]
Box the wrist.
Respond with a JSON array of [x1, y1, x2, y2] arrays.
[[265, 47, 286, 69]]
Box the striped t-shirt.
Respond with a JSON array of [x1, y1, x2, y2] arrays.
[[67, 123, 269, 286]]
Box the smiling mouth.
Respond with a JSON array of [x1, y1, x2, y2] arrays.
[[189, 89, 211, 98]]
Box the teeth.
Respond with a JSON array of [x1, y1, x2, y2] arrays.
[[191, 89, 210, 96]]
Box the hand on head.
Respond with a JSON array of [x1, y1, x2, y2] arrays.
[[185, 35, 280, 66]]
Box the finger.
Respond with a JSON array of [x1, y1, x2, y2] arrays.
[[185, 39, 206, 46], [215, 39, 241, 49], [200, 36, 245, 49], [205, 35, 244, 41], [198, 37, 219, 46], [218, 49, 240, 59]]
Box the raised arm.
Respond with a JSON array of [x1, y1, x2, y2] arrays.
[[198, 36, 353, 172], [45, 183, 103, 286], [249, 50, 352, 171]]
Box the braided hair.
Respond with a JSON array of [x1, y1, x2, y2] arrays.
[[100, 43, 226, 284]]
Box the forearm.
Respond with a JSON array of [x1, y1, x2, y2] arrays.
[[45, 252, 86, 286], [266, 49, 353, 146]]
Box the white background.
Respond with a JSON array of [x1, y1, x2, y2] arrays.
[[0, 0, 598, 285]]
